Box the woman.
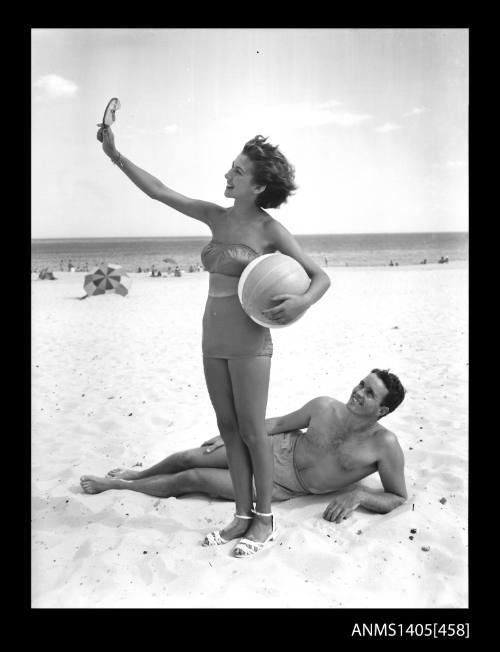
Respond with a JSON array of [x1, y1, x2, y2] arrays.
[[97, 126, 331, 556]]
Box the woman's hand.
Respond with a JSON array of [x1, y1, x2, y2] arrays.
[[261, 293, 309, 325], [200, 435, 225, 454], [97, 123, 118, 160]]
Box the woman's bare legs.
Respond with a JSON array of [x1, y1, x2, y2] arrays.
[[229, 356, 274, 545], [203, 357, 255, 540]]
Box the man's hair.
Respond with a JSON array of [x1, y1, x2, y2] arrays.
[[242, 135, 297, 209], [371, 368, 406, 417]]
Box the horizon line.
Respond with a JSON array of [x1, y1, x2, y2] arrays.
[[32, 230, 469, 241]]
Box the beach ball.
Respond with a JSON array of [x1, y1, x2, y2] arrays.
[[238, 253, 311, 328]]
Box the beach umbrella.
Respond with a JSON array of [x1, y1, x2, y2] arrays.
[[38, 267, 57, 280], [162, 257, 177, 264], [82, 263, 132, 298]]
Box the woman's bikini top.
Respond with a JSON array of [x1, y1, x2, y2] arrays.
[[201, 240, 261, 277]]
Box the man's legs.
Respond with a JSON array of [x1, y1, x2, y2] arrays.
[[80, 466, 236, 499], [80, 446, 232, 497], [106, 445, 229, 480]]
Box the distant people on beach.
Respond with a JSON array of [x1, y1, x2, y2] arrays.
[[324, 256, 328, 267], [137, 263, 199, 275], [59, 259, 64, 271], [150, 265, 167, 277], [438, 256, 449, 264], [389, 260, 394, 267], [420, 258, 427, 265]]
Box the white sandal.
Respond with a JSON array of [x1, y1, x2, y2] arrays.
[[233, 510, 278, 558], [201, 512, 253, 547]]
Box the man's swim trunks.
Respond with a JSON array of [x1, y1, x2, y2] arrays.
[[257, 430, 310, 500]]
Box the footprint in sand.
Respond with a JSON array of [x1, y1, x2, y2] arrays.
[[73, 539, 93, 560], [150, 417, 174, 427]]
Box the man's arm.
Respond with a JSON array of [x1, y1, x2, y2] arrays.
[[323, 432, 407, 523], [201, 397, 327, 453], [375, 431, 407, 500], [265, 397, 330, 435]]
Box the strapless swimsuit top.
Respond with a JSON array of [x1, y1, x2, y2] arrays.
[[201, 240, 261, 277]]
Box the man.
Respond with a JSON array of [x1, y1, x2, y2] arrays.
[[80, 369, 407, 523]]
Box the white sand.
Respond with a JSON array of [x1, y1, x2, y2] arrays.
[[31, 262, 468, 608]]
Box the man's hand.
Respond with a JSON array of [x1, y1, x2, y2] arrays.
[[323, 489, 361, 523], [200, 436, 225, 454]]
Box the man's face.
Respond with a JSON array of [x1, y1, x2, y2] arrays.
[[347, 373, 389, 419]]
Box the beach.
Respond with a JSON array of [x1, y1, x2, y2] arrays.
[[31, 262, 468, 608]]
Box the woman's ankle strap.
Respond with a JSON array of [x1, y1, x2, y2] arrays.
[[235, 513, 254, 520], [251, 509, 273, 517]]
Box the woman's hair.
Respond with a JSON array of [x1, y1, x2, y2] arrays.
[[242, 135, 297, 209], [371, 369, 406, 417]]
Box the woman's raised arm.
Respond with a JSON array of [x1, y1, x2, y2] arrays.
[[98, 125, 222, 226]]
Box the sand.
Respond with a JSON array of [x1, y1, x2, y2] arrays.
[[31, 262, 468, 608]]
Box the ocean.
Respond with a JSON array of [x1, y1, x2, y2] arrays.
[[31, 232, 468, 273]]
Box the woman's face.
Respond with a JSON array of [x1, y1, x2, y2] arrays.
[[224, 153, 262, 200]]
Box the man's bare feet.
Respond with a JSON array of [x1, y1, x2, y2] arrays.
[[80, 475, 123, 494], [106, 468, 141, 480]]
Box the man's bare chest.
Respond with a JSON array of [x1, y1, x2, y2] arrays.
[[299, 426, 378, 472]]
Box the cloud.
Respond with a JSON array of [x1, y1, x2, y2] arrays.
[[431, 160, 467, 170], [316, 100, 343, 110], [226, 101, 371, 130], [375, 123, 402, 133], [403, 106, 428, 117], [324, 111, 372, 127], [163, 124, 180, 135], [33, 74, 79, 100], [276, 102, 371, 128]]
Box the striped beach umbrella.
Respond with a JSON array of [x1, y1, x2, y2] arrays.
[[82, 263, 132, 298]]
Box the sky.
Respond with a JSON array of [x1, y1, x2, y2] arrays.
[[31, 28, 468, 239]]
